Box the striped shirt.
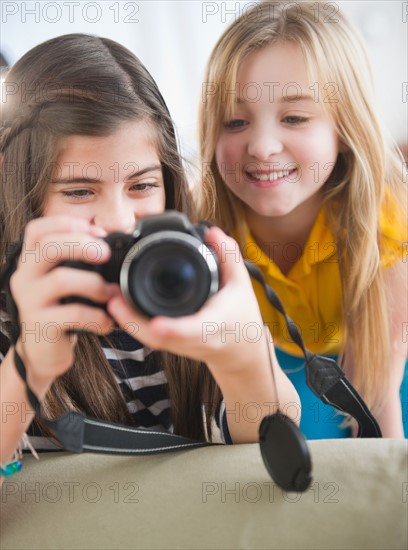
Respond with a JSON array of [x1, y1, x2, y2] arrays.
[[100, 330, 172, 432]]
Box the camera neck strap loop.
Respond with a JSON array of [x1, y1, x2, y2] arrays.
[[1, 235, 380, 496], [2, 251, 382, 442], [244, 260, 382, 438]]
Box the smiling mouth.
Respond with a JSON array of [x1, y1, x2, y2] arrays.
[[245, 169, 297, 182]]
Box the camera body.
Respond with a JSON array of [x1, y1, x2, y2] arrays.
[[63, 211, 220, 318]]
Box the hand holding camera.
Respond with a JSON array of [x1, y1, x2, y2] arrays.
[[4, 217, 115, 397]]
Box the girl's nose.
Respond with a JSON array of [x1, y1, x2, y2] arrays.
[[92, 203, 136, 234], [247, 125, 284, 161]]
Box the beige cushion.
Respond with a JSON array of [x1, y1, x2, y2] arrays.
[[1, 439, 407, 549]]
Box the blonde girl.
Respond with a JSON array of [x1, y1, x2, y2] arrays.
[[199, 1, 407, 438]]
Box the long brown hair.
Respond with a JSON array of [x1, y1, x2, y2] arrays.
[[0, 33, 220, 440], [198, 1, 407, 415]]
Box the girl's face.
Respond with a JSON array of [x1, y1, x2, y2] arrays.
[[44, 120, 166, 233], [215, 41, 340, 221]]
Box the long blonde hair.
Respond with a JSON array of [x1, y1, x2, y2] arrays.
[[198, 1, 407, 414], [0, 34, 220, 440]]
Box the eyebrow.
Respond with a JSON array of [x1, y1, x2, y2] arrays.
[[236, 94, 315, 104], [51, 164, 162, 184], [280, 94, 314, 103]]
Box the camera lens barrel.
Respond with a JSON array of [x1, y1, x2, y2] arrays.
[[120, 230, 219, 318]]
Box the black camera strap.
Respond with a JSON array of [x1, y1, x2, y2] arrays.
[[1, 243, 381, 495], [244, 261, 382, 438], [13, 346, 214, 454]]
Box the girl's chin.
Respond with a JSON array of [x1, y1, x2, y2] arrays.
[[245, 204, 297, 219]]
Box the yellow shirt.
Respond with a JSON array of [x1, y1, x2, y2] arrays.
[[242, 206, 406, 357]]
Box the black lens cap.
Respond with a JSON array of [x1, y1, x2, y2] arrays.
[[259, 412, 312, 492]]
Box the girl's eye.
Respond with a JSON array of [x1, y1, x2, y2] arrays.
[[62, 189, 94, 199], [283, 116, 309, 125], [223, 119, 248, 130], [130, 182, 161, 192]]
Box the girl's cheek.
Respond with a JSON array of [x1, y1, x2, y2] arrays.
[[216, 138, 238, 164], [216, 145, 230, 174]]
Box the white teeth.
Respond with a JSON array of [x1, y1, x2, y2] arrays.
[[249, 170, 292, 181]]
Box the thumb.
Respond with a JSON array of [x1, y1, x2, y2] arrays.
[[204, 226, 244, 287]]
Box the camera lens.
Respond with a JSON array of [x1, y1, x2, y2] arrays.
[[149, 257, 196, 300], [122, 234, 218, 317]]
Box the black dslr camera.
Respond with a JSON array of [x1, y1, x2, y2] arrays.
[[64, 211, 220, 318]]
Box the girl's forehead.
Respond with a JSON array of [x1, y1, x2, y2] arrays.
[[237, 42, 308, 83], [56, 119, 159, 153]]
